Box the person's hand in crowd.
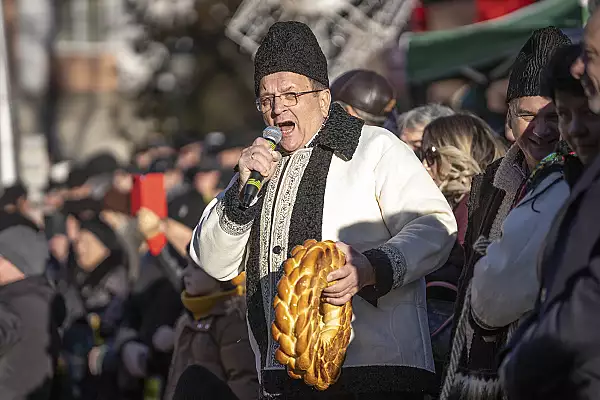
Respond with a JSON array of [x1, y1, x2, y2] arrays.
[[322, 242, 376, 306], [237, 138, 282, 193], [152, 325, 175, 353], [88, 345, 107, 376], [121, 341, 149, 378], [49, 234, 69, 263], [66, 215, 80, 243], [137, 207, 165, 240], [113, 171, 133, 194]]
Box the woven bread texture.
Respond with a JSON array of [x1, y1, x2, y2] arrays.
[[271, 239, 353, 391]]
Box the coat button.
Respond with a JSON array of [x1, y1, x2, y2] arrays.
[[273, 245, 282, 255]]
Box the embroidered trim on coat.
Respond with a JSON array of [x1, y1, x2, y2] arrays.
[[266, 150, 312, 369], [245, 197, 269, 367], [219, 178, 261, 234], [259, 160, 286, 331], [215, 200, 253, 236], [380, 244, 408, 290]]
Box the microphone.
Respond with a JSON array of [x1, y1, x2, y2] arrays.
[[240, 126, 282, 210]]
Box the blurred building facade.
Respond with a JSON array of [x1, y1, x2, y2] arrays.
[[3, 0, 265, 171]]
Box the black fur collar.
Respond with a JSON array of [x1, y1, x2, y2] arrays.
[[311, 103, 363, 161]]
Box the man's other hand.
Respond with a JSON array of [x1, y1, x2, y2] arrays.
[[322, 242, 376, 306]]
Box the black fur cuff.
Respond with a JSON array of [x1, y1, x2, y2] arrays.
[[217, 179, 261, 235], [359, 248, 396, 306]]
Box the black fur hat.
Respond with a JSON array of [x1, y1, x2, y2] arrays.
[[254, 21, 329, 96], [506, 27, 572, 103]]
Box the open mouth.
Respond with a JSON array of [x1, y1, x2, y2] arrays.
[[277, 121, 296, 135]]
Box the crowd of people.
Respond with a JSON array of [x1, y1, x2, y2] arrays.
[[2, 4, 600, 400]]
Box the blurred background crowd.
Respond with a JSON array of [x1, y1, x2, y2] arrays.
[[0, 0, 595, 400]]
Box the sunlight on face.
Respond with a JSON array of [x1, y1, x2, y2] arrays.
[[258, 72, 331, 153]]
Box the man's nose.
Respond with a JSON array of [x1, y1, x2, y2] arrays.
[[570, 116, 587, 138], [533, 120, 558, 142], [271, 96, 285, 115]]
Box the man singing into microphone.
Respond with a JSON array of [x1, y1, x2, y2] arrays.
[[190, 21, 457, 399]]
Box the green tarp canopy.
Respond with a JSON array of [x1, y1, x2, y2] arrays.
[[406, 0, 584, 84]]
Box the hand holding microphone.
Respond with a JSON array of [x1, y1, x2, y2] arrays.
[[238, 127, 283, 209]]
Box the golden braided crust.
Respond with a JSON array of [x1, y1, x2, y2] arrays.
[[271, 239, 353, 391]]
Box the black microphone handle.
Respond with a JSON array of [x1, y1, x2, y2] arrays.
[[240, 138, 278, 209], [240, 170, 263, 210]]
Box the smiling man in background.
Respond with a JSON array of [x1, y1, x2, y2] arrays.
[[441, 27, 571, 400]]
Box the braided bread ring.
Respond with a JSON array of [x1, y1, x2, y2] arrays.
[[271, 239, 353, 391]]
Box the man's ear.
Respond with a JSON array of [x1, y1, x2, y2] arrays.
[[319, 89, 332, 117], [505, 114, 516, 143]]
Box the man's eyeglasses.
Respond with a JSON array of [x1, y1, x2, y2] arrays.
[[419, 146, 439, 166], [255, 90, 324, 113]]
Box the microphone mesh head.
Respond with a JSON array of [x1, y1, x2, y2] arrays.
[[263, 126, 283, 144]]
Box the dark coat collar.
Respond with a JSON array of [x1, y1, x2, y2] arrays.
[[310, 103, 364, 161]]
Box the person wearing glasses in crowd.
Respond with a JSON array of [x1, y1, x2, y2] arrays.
[[418, 113, 505, 383], [189, 21, 457, 399], [421, 113, 507, 246], [330, 69, 397, 127]]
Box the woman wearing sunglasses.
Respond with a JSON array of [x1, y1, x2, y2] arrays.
[[420, 113, 507, 385], [421, 114, 507, 245]]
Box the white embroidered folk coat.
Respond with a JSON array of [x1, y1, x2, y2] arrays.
[[190, 105, 457, 396]]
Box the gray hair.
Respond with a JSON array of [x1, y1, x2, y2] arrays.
[[397, 104, 455, 133]]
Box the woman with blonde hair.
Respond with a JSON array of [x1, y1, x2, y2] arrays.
[[421, 113, 506, 385], [421, 113, 506, 244]]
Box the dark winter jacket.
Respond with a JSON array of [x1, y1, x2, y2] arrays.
[[60, 252, 129, 336], [500, 155, 600, 400], [0, 276, 64, 400], [113, 250, 183, 374], [442, 145, 527, 400]]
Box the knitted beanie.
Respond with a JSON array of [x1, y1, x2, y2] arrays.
[[79, 217, 121, 253], [0, 182, 27, 207], [254, 21, 329, 96], [0, 220, 49, 277], [167, 190, 206, 230], [506, 26, 572, 103]]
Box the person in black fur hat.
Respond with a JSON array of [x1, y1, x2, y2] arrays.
[[441, 27, 571, 400], [192, 20, 458, 400]]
